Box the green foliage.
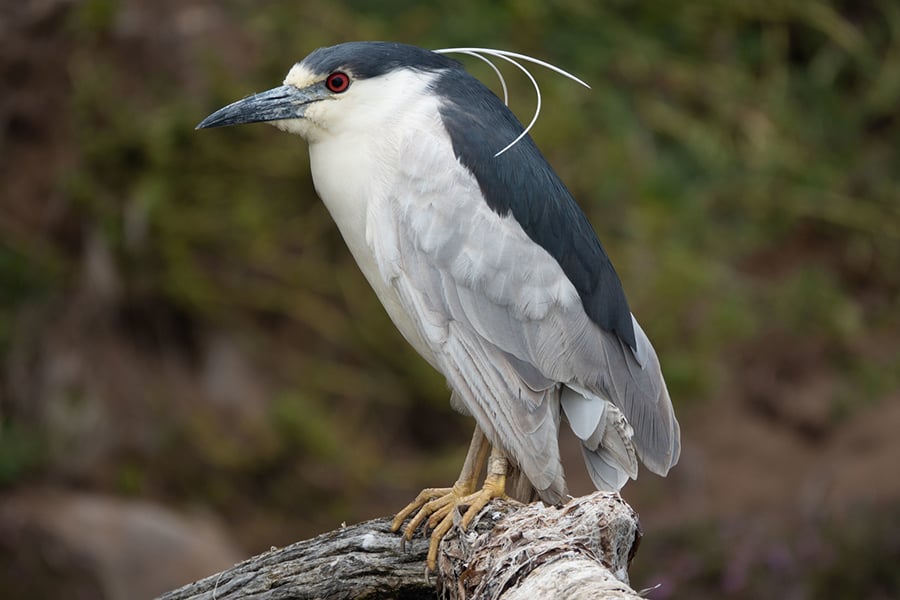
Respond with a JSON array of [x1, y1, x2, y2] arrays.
[[0, 423, 47, 486], [50, 0, 900, 411], [69, 0, 121, 39], [270, 392, 343, 460], [0, 245, 60, 353]]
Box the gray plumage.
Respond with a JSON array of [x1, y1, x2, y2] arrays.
[[197, 41, 680, 503]]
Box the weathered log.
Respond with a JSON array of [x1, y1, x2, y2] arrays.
[[158, 492, 643, 600]]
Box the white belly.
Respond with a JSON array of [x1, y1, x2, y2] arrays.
[[307, 140, 439, 368]]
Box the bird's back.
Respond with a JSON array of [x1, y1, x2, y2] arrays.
[[431, 66, 680, 486]]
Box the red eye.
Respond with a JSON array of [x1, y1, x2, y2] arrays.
[[325, 71, 350, 93]]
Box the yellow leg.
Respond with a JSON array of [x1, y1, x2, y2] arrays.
[[390, 427, 489, 535], [390, 428, 508, 570]]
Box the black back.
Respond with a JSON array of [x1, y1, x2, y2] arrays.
[[434, 69, 637, 350]]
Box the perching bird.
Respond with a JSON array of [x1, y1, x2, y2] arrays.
[[198, 41, 680, 569]]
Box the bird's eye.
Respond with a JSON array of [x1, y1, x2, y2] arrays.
[[325, 72, 351, 93]]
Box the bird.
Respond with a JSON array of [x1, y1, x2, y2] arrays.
[[197, 41, 680, 569]]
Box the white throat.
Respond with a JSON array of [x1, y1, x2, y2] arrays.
[[304, 68, 443, 260], [300, 69, 451, 362]]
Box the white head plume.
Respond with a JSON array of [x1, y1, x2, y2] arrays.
[[434, 47, 591, 156]]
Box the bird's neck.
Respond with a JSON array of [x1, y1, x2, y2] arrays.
[[309, 134, 383, 265]]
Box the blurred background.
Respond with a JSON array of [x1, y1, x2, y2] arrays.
[[2, 0, 899, 598]]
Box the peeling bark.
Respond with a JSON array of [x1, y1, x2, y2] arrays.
[[158, 492, 644, 600]]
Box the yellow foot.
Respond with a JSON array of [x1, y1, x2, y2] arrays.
[[391, 449, 507, 571], [389, 485, 461, 541]]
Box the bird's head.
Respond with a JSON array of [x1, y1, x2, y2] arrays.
[[197, 41, 590, 155], [197, 42, 461, 143]]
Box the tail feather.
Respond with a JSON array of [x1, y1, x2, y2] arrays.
[[602, 316, 680, 476], [561, 386, 638, 491], [582, 445, 629, 491]]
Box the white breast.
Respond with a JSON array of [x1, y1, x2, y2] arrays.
[[305, 74, 450, 367], [310, 127, 444, 366]]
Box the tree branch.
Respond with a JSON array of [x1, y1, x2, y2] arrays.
[[158, 492, 643, 600]]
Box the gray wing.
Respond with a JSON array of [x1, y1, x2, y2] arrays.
[[368, 131, 679, 498]]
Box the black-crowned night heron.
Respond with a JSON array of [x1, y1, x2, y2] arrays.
[[198, 41, 680, 569]]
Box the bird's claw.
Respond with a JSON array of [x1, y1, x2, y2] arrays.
[[390, 473, 507, 571], [390, 486, 455, 537]]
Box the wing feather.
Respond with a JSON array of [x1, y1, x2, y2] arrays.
[[369, 127, 679, 497]]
